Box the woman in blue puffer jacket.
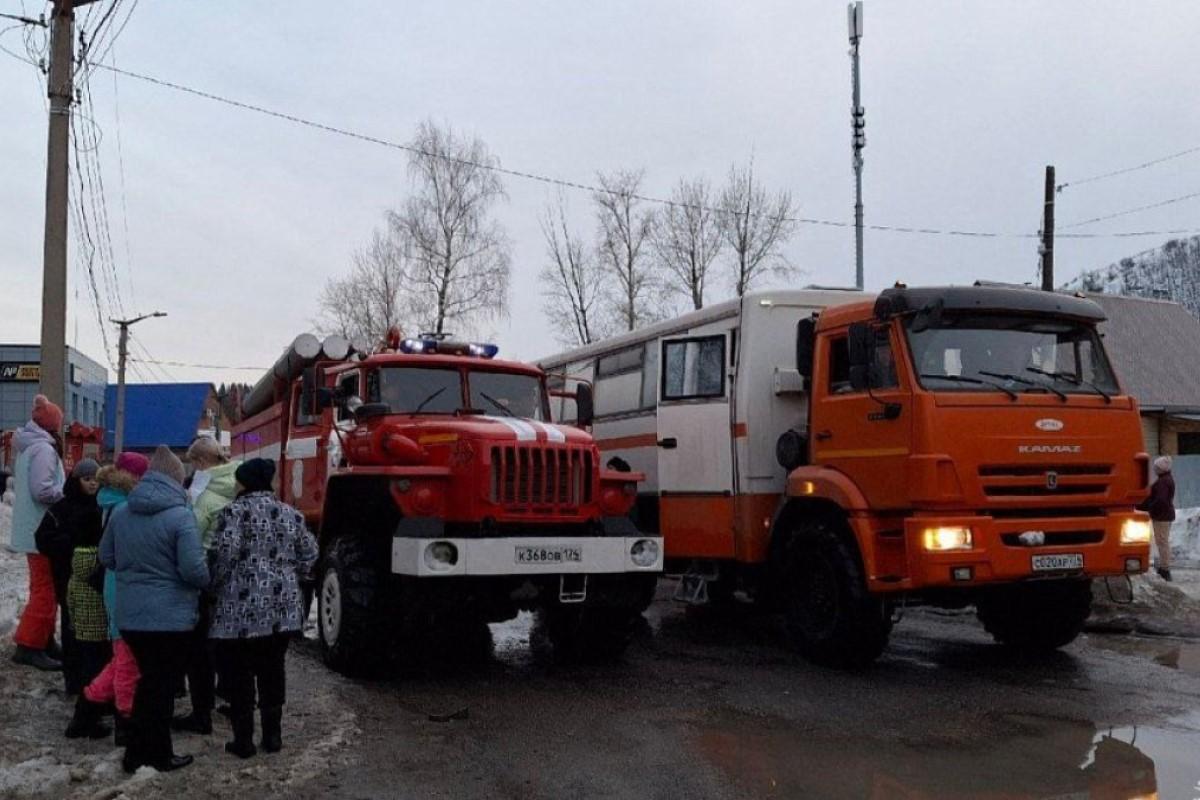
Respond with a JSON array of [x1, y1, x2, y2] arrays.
[[99, 446, 209, 774]]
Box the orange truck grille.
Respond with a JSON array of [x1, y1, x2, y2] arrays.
[[490, 445, 594, 512], [978, 464, 1113, 498]]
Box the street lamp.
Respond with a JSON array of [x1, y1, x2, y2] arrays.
[[111, 311, 167, 457]]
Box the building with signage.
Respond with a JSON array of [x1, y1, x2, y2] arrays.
[[0, 344, 108, 432]]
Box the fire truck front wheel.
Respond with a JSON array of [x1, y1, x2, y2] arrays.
[[319, 537, 388, 677], [975, 578, 1092, 652], [778, 518, 891, 668]]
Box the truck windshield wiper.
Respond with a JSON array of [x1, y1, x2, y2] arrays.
[[980, 370, 1067, 402], [478, 391, 516, 417], [1025, 367, 1113, 403], [411, 386, 448, 414], [919, 373, 1017, 400]]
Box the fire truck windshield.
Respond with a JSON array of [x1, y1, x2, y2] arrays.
[[905, 314, 1119, 397], [374, 367, 548, 419]]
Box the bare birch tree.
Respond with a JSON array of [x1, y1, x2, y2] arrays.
[[654, 177, 723, 310], [593, 169, 661, 331], [392, 120, 511, 335], [317, 227, 409, 344], [539, 194, 608, 347], [718, 161, 797, 296]]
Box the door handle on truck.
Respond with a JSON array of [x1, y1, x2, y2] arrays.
[[657, 437, 678, 449], [815, 429, 833, 441]]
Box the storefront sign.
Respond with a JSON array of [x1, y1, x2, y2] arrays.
[[0, 363, 40, 382]]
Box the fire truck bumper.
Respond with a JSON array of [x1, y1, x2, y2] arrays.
[[887, 509, 1152, 591], [391, 525, 664, 578]]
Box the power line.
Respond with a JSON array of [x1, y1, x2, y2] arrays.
[[129, 357, 268, 372], [1058, 145, 1200, 192], [89, 62, 1200, 243], [1061, 190, 1200, 229]]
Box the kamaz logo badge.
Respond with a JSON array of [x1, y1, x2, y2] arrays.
[[1046, 471, 1059, 490], [1035, 418, 1064, 432], [1018, 444, 1082, 454]]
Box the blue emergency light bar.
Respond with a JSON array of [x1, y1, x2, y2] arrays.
[[400, 338, 499, 358]]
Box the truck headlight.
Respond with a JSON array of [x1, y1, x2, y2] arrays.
[[1120, 519, 1152, 545], [630, 539, 660, 567], [423, 541, 459, 571], [922, 526, 973, 551]]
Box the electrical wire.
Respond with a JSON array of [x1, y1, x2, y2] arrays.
[[89, 62, 1200, 242], [1058, 145, 1200, 191], [1061, 190, 1200, 230], [128, 358, 268, 372]]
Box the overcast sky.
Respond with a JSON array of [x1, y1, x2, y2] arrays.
[[2, 0, 1198, 387]]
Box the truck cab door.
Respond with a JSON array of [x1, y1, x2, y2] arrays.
[[656, 332, 736, 559], [812, 324, 912, 509], [283, 384, 324, 519]]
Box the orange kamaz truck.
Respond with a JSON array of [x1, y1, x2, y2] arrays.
[[540, 284, 1153, 666]]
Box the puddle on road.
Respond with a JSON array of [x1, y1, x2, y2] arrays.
[[1153, 642, 1200, 676], [693, 709, 1200, 799]]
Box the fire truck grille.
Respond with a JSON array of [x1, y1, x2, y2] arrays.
[[978, 464, 1113, 498], [490, 445, 593, 512]]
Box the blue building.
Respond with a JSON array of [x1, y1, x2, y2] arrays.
[[0, 345, 108, 432], [103, 382, 229, 456]]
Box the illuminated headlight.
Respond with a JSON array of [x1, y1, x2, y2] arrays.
[[921, 526, 973, 551], [1120, 519, 1152, 545], [630, 539, 660, 568], [423, 541, 459, 571]]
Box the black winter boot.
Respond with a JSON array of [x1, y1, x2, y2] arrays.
[[225, 713, 257, 759], [171, 709, 213, 735], [114, 714, 133, 747], [260, 707, 283, 753], [12, 645, 62, 672], [1157, 567, 1173, 582], [45, 636, 62, 660], [65, 697, 111, 739]]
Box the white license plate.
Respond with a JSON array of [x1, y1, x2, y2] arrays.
[[515, 545, 582, 565], [1032, 553, 1084, 572]]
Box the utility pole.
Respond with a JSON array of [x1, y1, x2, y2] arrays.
[[112, 312, 166, 457], [848, 2, 865, 290], [37, 0, 97, 409], [1040, 165, 1056, 291]]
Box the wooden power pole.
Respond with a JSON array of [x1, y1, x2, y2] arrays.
[[37, 0, 98, 408], [112, 311, 166, 457], [1040, 165, 1056, 292]]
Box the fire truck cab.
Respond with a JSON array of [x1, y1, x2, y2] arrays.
[[540, 285, 1152, 666], [233, 332, 661, 674]]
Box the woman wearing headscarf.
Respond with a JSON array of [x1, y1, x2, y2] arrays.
[[34, 458, 102, 700], [9, 395, 65, 671], [208, 458, 317, 758], [82, 452, 150, 747], [100, 446, 209, 773], [1142, 456, 1177, 581]]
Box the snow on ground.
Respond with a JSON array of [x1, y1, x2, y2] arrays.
[[0, 500, 25, 641], [1171, 507, 1200, 565]]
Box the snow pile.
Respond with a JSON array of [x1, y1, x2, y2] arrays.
[[1089, 569, 1200, 637], [0, 754, 71, 798], [1171, 507, 1200, 564], [0, 502, 23, 638]]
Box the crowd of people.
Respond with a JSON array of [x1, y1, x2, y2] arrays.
[[6, 394, 318, 774]]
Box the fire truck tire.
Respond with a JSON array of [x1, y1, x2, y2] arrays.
[[318, 537, 388, 677], [542, 606, 639, 663], [975, 578, 1092, 651], [779, 519, 891, 668]]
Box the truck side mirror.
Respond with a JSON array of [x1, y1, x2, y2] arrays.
[[848, 322, 874, 392], [796, 317, 816, 379], [575, 383, 595, 428]]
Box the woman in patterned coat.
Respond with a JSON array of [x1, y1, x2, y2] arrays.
[[208, 458, 318, 758]]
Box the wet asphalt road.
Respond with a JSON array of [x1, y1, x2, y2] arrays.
[[291, 582, 1200, 800]]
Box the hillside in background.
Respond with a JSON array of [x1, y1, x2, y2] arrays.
[[1064, 235, 1200, 319]]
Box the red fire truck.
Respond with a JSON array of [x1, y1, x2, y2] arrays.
[[232, 331, 662, 674]]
